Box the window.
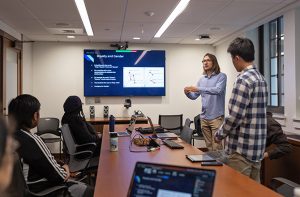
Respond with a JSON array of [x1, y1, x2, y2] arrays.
[[269, 17, 284, 108], [259, 16, 284, 114]]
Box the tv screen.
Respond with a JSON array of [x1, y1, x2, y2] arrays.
[[84, 50, 166, 96]]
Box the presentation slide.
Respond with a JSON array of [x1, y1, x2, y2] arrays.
[[84, 50, 165, 96]]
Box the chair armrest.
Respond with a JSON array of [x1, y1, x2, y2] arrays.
[[76, 142, 97, 149], [69, 150, 93, 160]]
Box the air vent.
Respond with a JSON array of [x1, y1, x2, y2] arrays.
[[47, 28, 85, 35], [62, 29, 76, 33]]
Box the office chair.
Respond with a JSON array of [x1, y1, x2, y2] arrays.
[[191, 114, 205, 146], [60, 124, 98, 184], [269, 177, 300, 197], [158, 114, 183, 135], [11, 153, 68, 197], [180, 118, 194, 144], [60, 124, 97, 172], [36, 117, 62, 159]]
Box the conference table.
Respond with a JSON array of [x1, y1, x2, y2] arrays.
[[86, 117, 148, 133], [94, 124, 281, 197]]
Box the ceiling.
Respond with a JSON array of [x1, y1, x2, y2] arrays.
[[0, 0, 299, 45]]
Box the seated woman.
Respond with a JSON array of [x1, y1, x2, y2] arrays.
[[8, 94, 93, 196], [61, 96, 101, 157]]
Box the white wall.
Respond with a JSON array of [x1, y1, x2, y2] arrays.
[[22, 42, 33, 94], [31, 42, 218, 125]]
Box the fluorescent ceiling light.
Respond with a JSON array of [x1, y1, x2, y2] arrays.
[[154, 0, 190, 38], [67, 35, 76, 39], [74, 0, 94, 36], [133, 37, 141, 40]]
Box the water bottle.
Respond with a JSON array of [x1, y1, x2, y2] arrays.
[[109, 115, 115, 132]]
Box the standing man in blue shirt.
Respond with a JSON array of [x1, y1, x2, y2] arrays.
[[184, 53, 227, 151], [215, 37, 268, 182]]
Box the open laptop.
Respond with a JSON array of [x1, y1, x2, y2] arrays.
[[148, 117, 178, 139], [138, 116, 165, 134], [144, 116, 178, 139], [117, 115, 136, 137], [127, 162, 216, 197]]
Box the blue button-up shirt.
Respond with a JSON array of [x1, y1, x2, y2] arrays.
[[186, 72, 227, 120]]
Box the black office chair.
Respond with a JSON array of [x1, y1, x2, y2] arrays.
[[36, 118, 62, 159], [8, 153, 68, 197], [60, 124, 98, 183], [180, 118, 194, 144], [158, 114, 183, 135], [191, 114, 205, 146], [269, 177, 300, 197]]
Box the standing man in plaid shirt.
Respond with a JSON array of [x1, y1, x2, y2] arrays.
[[215, 37, 268, 182]]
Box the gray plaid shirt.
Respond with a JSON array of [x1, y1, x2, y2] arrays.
[[216, 65, 268, 162]]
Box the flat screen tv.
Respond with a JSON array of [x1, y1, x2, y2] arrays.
[[84, 50, 166, 96]]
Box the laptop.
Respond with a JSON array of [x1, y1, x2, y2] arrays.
[[117, 115, 136, 137], [138, 116, 165, 134], [127, 162, 216, 197], [146, 116, 178, 139]]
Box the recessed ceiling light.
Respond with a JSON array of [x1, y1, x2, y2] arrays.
[[133, 37, 141, 40], [67, 35, 76, 39], [144, 11, 155, 17], [195, 38, 200, 41]]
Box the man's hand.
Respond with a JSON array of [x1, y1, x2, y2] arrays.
[[184, 86, 199, 94], [263, 152, 269, 159], [62, 164, 70, 181]]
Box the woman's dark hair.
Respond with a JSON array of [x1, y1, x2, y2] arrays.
[[8, 94, 40, 130], [227, 37, 255, 62], [0, 117, 8, 165], [202, 53, 221, 75], [62, 96, 85, 125]]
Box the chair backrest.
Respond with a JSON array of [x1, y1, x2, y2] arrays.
[[180, 120, 194, 144], [184, 118, 192, 127], [194, 114, 203, 137], [158, 114, 183, 135], [37, 118, 60, 136], [60, 124, 94, 172], [60, 124, 76, 154]]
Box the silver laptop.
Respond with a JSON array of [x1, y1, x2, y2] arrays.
[[147, 116, 178, 139], [117, 115, 136, 137]]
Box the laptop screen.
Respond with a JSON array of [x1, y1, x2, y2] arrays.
[[127, 162, 216, 197]]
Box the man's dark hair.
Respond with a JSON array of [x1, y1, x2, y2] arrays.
[[8, 94, 40, 130], [227, 37, 255, 62]]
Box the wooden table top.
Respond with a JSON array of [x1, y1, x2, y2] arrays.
[[94, 124, 280, 197]]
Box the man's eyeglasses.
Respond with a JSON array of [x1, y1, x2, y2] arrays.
[[202, 59, 212, 63]]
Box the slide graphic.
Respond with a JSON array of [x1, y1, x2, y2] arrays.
[[123, 67, 164, 87]]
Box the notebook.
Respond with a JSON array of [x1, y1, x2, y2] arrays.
[[127, 162, 216, 197], [146, 116, 178, 139], [117, 116, 136, 137]]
